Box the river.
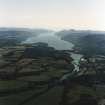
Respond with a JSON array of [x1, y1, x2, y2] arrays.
[[71, 53, 82, 71], [23, 32, 74, 50], [23, 31, 83, 72]]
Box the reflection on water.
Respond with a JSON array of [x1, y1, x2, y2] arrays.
[[23, 32, 74, 50], [71, 53, 83, 71], [24, 32, 83, 70]]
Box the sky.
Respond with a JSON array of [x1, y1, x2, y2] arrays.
[[0, 0, 105, 30]]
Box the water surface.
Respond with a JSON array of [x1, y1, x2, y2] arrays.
[[23, 32, 74, 50]]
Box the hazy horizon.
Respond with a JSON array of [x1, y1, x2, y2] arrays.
[[0, 0, 105, 31]]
